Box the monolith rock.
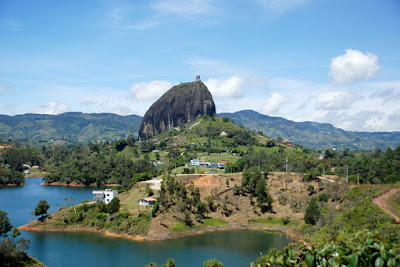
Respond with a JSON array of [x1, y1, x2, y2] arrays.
[[139, 80, 216, 137]]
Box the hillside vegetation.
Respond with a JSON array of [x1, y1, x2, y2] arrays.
[[0, 112, 141, 145]]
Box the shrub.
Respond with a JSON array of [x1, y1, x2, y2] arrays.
[[281, 217, 290, 225], [318, 193, 329, 202], [251, 231, 400, 267], [107, 198, 120, 214], [304, 197, 320, 225], [203, 259, 224, 267]]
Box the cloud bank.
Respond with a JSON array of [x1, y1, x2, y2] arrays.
[[329, 49, 380, 84], [130, 80, 172, 100], [34, 102, 70, 115], [204, 75, 244, 98], [260, 93, 290, 115]]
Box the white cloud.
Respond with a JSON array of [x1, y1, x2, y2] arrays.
[[260, 93, 290, 115], [370, 88, 400, 104], [329, 49, 380, 84], [204, 75, 244, 98], [130, 80, 172, 100], [315, 91, 363, 110], [34, 102, 70, 115], [0, 85, 4, 92]]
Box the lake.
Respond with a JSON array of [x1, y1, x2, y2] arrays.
[[0, 178, 291, 266]]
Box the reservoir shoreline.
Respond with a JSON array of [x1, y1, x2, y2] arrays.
[[18, 221, 300, 243]]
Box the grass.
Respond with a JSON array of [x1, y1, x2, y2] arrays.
[[203, 153, 240, 163], [249, 217, 300, 227], [386, 190, 400, 218], [170, 223, 191, 233], [24, 169, 48, 178], [202, 218, 228, 226]]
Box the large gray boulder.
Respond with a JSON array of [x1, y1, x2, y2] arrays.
[[139, 80, 216, 137]]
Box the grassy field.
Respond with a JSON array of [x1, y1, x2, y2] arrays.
[[24, 169, 48, 178]]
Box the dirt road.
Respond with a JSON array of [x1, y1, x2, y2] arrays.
[[372, 188, 400, 223]]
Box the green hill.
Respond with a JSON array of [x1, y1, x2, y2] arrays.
[[219, 110, 400, 151], [0, 112, 141, 144], [1, 110, 399, 151]]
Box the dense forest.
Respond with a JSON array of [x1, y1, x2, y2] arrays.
[[1, 116, 400, 187]]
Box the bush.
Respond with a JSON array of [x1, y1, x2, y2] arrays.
[[281, 217, 290, 225], [251, 231, 400, 267], [304, 197, 320, 225], [318, 193, 329, 202], [151, 198, 159, 217], [106, 198, 120, 214], [203, 259, 224, 267]]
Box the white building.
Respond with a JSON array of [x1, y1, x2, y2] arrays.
[[92, 189, 118, 204], [138, 197, 157, 205]]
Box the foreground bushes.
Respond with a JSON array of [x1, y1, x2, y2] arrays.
[[251, 231, 399, 267], [145, 231, 399, 267]]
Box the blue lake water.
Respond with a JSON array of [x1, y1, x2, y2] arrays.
[[0, 178, 291, 267]]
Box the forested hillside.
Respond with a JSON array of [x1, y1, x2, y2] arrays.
[[0, 112, 141, 144], [220, 110, 400, 151], [1, 111, 399, 151]]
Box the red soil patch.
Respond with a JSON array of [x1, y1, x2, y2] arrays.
[[193, 175, 221, 187], [0, 183, 24, 187]]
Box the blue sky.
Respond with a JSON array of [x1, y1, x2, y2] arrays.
[[1, 0, 400, 131]]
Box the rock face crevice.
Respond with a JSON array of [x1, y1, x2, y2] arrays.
[[139, 81, 216, 137]]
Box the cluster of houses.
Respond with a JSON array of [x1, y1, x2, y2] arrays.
[[187, 159, 230, 169], [92, 189, 157, 206]]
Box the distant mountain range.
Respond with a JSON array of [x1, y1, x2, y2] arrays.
[[0, 110, 399, 150], [219, 110, 400, 151], [0, 112, 141, 144]]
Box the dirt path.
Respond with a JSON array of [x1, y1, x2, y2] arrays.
[[140, 178, 162, 190], [372, 188, 400, 223]]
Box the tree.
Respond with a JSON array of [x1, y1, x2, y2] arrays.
[[203, 259, 224, 267], [114, 139, 127, 152], [107, 198, 120, 214], [0, 210, 12, 237], [304, 197, 320, 225], [196, 201, 207, 217], [162, 258, 176, 267], [0, 210, 31, 265], [34, 200, 50, 221]]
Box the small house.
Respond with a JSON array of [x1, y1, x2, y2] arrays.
[[138, 197, 157, 206], [217, 161, 231, 169], [92, 189, 118, 204], [207, 162, 218, 168], [190, 159, 200, 166], [199, 160, 207, 167], [32, 165, 40, 170]]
